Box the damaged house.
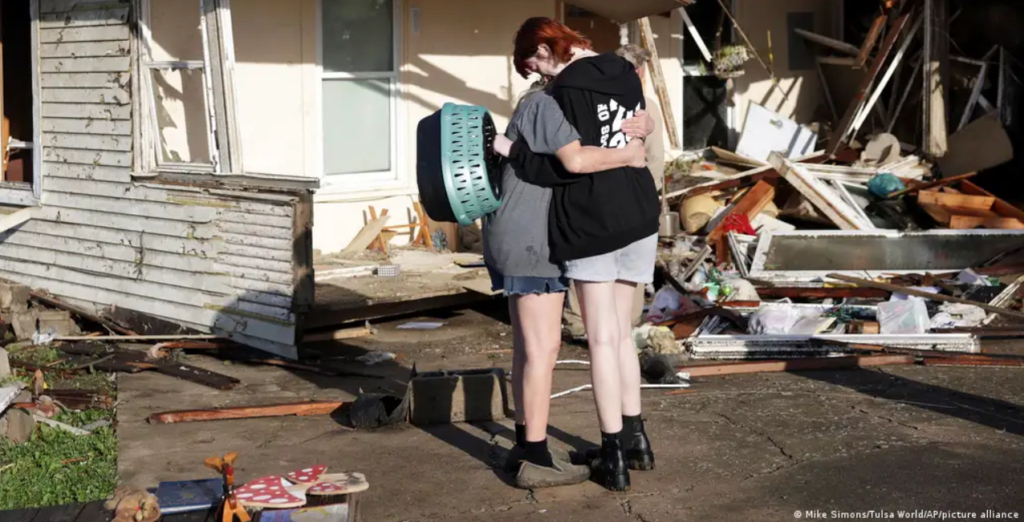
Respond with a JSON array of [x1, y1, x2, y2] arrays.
[[0, 0, 846, 358]]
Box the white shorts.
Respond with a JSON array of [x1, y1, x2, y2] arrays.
[[564, 234, 657, 284]]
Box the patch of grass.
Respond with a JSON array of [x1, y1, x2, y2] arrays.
[[0, 419, 117, 510], [6, 345, 63, 367]]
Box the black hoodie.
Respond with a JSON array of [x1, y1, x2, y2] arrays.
[[508, 53, 660, 262]]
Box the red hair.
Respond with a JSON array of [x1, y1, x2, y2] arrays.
[[513, 17, 592, 79]]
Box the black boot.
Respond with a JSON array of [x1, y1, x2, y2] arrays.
[[623, 414, 656, 471], [582, 416, 656, 471], [590, 431, 630, 492]]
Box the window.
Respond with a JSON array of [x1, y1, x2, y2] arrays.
[[139, 0, 241, 174], [0, 0, 41, 205], [320, 0, 401, 187]]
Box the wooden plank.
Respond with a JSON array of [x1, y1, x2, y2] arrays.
[[43, 133, 131, 151], [884, 172, 978, 199], [30, 291, 135, 335], [304, 324, 373, 343], [217, 220, 292, 240], [217, 254, 292, 275], [229, 277, 294, 299], [306, 291, 490, 329], [39, 6, 129, 27], [826, 13, 912, 156], [40, 40, 128, 59], [0, 229, 218, 274], [33, 503, 87, 522], [42, 103, 130, 120], [41, 56, 129, 73], [42, 87, 129, 105], [848, 16, 922, 139], [215, 263, 293, 286], [923, 0, 949, 156], [681, 355, 915, 377], [220, 232, 292, 253], [949, 216, 1024, 230], [856, 15, 887, 67], [827, 273, 1024, 319], [148, 402, 346, 424], [39, 25, 129, 43], [42, 147, 132, 168], [959, 181, 1024, 221], [40, 0, 128, 13], [754, 287, 890, 299], [41, 191, 217, 223], [638, 17, 679, 149], [916, 191, 995, 210], [818, 56, 858, 66], [73, 501, 113, 522], [41, 117, 131, 135], [222, 243, 292, 264], [794, 28, 860, 55], [33, 206, 217, 239], [343, 216, 391, 255], [919, 203, 952, 224], [17, 219, 220, 257], [41, 71, 129, 88]]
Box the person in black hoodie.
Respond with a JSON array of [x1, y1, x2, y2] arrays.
[[493, 17, 661, 492]]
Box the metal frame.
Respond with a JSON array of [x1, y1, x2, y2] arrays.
[[316, 0, 405, 193], [749, 230, 1024, 283]]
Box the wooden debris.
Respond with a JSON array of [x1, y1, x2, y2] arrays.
[[33, 414, 92, 436], [55, 334, 223, 342], [638, 17, 680, 149], [29, 291, 136, 336], [303, 324, 373, 343], [680, 355, 915, 377], [708, 180, 775, 263], [826, 274, 1024, 320], [753, 287, 889, 300], [885, 172, 979, 199], [148, 401, 347, 424], [343, 214, 391, 256], [769, 153, 869, 230], [856, 15, 888, 67], [794, 28, 860, 56]]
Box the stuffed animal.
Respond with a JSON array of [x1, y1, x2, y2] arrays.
[[104, 487, 161, 522]]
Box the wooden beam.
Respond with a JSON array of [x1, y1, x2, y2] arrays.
[[148, 401, 347, 424], [849, 15, 922, 141], [826, 13, 912, 157], [916, 190, 994, 210], [794, 28, 860, 56], [923, 0, 949, 156], [343, 215, 391, 255], [679, 7, 712, 63], [884, 171, 977, 199], [753, 287, 890, 300], [707, 180, 775, 263], [769, 153, 868, 230], [826, 273, 1024, 320], [680, 355, 915, 377], [638, 17, 680, 149], [856, 15, 888, 67]]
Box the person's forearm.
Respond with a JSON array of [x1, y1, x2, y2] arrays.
[[557, 142, 643, 174]]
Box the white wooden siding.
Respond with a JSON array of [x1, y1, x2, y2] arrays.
[[0, 0, 306, 359]]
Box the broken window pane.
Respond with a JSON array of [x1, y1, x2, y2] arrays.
[[148, 0, 205, 62], [151, 68, 213, 164], [323, 79, 392, 175], [322, 0, 394, 73]]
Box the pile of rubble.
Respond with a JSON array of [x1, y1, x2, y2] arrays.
[[641, 2, 1023, 372]]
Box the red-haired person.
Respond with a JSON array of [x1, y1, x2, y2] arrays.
[[492, 17, 660, 492]]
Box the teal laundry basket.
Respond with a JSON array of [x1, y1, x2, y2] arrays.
[[417, 103, 501, 226]]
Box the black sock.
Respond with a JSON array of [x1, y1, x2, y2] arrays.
[[515, 424, 526, 448], [601, 430, 623, 450], [623, 414, 645, 435], [523, 439, 554, 467]]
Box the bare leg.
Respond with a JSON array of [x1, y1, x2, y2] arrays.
[[614, 281, 643, 417], [575, 281, 623, 433], [509, 299, 526, 426], [512, 293, 566, 442]]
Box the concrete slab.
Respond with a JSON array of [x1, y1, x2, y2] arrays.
[[117, 306, 1024, 522]]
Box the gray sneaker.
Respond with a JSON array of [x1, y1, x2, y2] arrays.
[[515, 455, 591, 489], [503, 445, 571, 473]]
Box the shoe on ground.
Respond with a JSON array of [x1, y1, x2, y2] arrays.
[[583, 431, 655, 471], [515, 455, 591, 489], [503, 445, 571, 474], [589, 446, 630, 492]]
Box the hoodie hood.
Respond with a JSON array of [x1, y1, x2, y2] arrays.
[[553, 52, 637, 96]]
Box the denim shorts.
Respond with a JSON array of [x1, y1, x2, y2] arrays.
[[487, 267, 570, 296]]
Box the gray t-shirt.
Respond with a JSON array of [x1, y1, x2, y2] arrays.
[[483, 91, 580, 278]]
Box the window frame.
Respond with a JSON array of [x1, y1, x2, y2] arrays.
[[0, 0, 42, 207], [136, 0, 243, 176], [315, 0, 406, 195]]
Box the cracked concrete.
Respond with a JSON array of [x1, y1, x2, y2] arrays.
[[116, 305, 1024, 521]]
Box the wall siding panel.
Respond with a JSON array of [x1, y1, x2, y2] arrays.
[[0, 2, 307, 359]]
